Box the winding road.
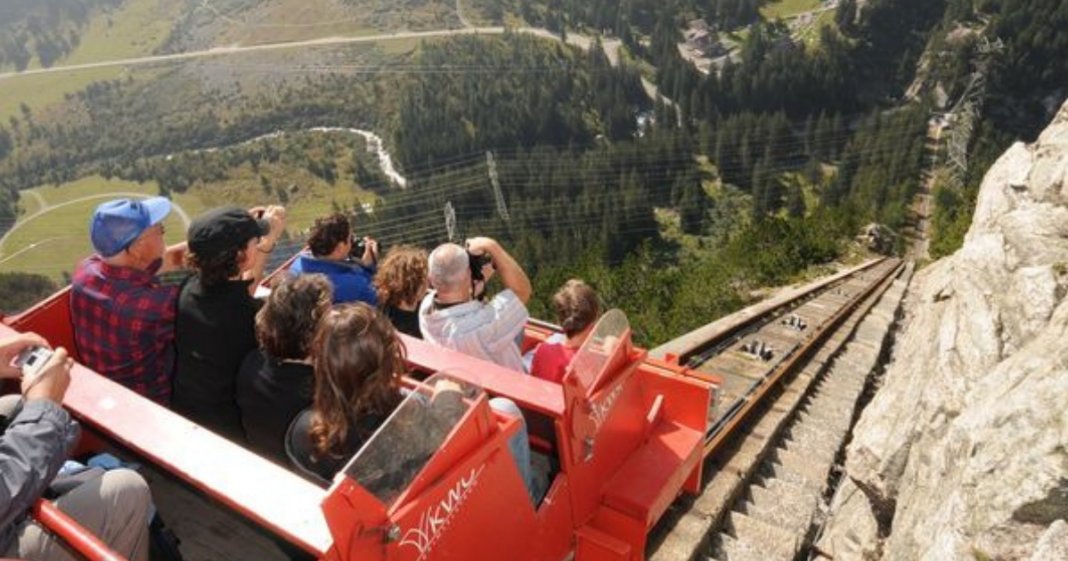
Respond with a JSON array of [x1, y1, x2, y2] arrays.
[[0, 12, 667, 105]]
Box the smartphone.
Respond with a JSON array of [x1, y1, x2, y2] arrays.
[[15, 346, 53, 381]]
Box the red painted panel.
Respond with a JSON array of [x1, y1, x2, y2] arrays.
[[0, 322, 332, 556], [402, 334, 565, 416]]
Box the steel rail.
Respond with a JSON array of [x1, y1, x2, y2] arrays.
[[653, 258, 889, 366], [701, 258, 903, 457]]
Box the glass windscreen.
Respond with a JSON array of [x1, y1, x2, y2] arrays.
[[341, 372, 482, 507], [569, 309, 630, 390]]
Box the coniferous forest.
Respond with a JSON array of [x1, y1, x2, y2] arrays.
[[0, 0, 1066, 344]]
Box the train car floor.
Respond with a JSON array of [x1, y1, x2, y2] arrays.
[[139, 463, 292, 561]]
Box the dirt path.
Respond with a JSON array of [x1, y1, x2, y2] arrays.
[[455, 0, 473, 29], [23, 190, 47, 210]]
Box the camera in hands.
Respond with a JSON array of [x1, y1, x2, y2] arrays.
[[15, 346, 54, 381], [349, 235, 368, 260], [468, 251, 493, 282]]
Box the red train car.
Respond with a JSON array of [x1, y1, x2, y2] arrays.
[[3, 280, 714, 561]]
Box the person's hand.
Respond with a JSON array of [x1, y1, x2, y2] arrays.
[[23, 347, 72, 405], [465, 237, 498, 258], [465, 237, 497, 282], [480, 261, 495, 283], [360, 237, 379, 267], [263, 205, 287, 241], [160, 242, 188, 273], [433, 378, 462, 395], [0, 333, 49, 379]]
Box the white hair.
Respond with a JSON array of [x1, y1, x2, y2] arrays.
[[428, 243, 470, 293]]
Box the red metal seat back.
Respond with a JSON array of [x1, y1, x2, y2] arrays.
[[4, 286, 80, 362]]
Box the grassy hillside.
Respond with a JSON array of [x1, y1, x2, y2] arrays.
[[0, 0, 121, 71], [62, 0, 181, 65], [158, 0, 461, 53], [0, 176, 191, 280], [0, 0, 182, 120], [760, 0, 822, 19], [0, 127, 387, 281]]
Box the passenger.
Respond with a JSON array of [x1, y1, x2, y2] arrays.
[[531, 280, 601, 384], [289, 213, 379, 306], [71, 197, 186, 404], [236, 274, 332, 464], [373, 244, 429, 338], [173, 205, 286, 441], [0, 333, 152, 561], [286, 304, 535, 500], [284, 303, 408, 484], [419, 237, 532, 372]]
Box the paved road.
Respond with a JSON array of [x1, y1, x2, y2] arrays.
[[0, 18, 668, 105], [0, 28, 511, 81], [0, 191, 192, 257], [0, 27, 623, 81]]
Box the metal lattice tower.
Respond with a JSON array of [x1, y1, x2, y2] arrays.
[[486, 151, 511, 221], [944, 36, 1003, 188], [444, 201, 458, 242]]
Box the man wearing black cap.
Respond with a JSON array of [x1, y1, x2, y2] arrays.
[[172, 205, 286, 441]]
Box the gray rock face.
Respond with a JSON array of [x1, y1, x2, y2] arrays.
[[818, 100, 1068, 561]]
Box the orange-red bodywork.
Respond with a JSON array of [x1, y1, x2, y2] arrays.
[[3, 284, 714, 561]]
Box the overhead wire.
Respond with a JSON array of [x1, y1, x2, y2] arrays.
[[0, 103, 933, 277]]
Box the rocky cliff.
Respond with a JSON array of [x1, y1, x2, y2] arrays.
[[816, 101, 1068, 561]]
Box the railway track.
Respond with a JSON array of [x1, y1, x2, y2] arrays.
[[648, 257, 913, 561]]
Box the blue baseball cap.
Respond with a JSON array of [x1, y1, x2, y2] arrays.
[[90, 197, 172, 257]]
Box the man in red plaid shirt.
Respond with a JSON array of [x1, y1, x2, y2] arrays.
[[71, 197, 187, 404]]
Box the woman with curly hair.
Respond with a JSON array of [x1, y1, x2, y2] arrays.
[[373, 245, 429, 338], [235, 274, 333, 464]]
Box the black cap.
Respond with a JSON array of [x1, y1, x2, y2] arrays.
[[188, 207, 271, 258]]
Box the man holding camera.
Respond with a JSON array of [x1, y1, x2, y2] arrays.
[[290, 213, 378, 305], [1, 333, 152, 561], [419, 237, 532, 372]]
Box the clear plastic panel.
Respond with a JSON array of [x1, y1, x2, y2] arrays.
[[569, 309, 630, 390], [341, 372, 482, 507]]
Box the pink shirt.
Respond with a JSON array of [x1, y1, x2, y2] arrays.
[[530, 343, 578, 384]]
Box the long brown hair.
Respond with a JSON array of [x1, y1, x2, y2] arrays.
[[308, 303, 405, 459]]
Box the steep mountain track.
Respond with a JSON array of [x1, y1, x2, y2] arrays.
[[648, 257, 911, 561]]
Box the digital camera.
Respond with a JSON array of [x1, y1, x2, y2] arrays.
[[349, 235, 368, 260], [15, 345, 53, 381], [469, 251, 493, 282]]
